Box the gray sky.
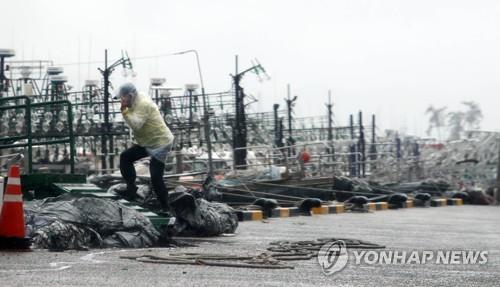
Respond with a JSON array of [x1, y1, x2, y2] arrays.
[[1, 0, 499, 136]]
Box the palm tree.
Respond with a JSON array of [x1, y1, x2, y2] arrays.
[[426, 105, 447, 140], [462, 101, 483, 131], [447, 111, 465, 140]]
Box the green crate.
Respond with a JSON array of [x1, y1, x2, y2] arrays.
[[21, 173, 86, 199]]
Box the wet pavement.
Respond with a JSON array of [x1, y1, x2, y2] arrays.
[[1, 205, 499, 287]]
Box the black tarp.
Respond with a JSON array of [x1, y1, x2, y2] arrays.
[[24, 190, 239, 250], [24, 194, 160, 250], [169, 192, 239, 236]]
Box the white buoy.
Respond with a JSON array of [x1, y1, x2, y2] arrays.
[[51, 75, 68, 84], [159, 90, 171, 97], [150, 78, 166, 86], [84, 80, 99, 87], [19, 66, 32, 79], [0, 49, 15, 57], [185, 83, 199, 91], [46, 66, 64, 75]]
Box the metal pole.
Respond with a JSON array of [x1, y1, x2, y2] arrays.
[[287, 84, 292, 139], [326, 90, 334, 162], [396, 135, 402, 160], [279, 117, 284, 148], [232, 55, 249, 169], [188, 89, 193, 147], [155, 88, 159, 105], [358, 111, 365, 177], [233, 55, 240, 168], [273, 103, 280, 147], [0, 56, 5, 95], [68, 102, 75, 174], [176, 151, 183, 174], [349, 114, 356, 176], [395, 134, 402, 180], [106, 57, 115, 171], [201, 86, 213, 175], [287, 84, 292, 143], [327, 90, 333, 141], [26, 98, 32, 173], [496, 137, 500, 203], [370, 114, 377, 171], [101, 49, 108, 171], [286, 84, 295, 157]]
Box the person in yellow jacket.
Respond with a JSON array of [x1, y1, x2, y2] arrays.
[[117, 83, 174, 211]]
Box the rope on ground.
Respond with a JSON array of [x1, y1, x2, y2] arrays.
[[120, 237, 384, 269], [267, 238, 385, 254], [120, 254, 294, 269]]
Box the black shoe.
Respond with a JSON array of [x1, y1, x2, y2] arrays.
[[123, 184, 139, 201]]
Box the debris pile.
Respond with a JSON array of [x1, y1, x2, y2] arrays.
[[24, 189, 239, 251], [24, 194, 161, 251], [419, 133, 498, 191]]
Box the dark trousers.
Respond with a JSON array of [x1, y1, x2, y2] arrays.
[[119, 145, 168, 208]]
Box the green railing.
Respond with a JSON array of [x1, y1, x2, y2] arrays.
[[0, 96, 75, 173]]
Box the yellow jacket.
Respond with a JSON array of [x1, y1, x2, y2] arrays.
[[122, 94, 174, 148]]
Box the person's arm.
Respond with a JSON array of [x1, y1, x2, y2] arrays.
[[122, 104, 149, 131]]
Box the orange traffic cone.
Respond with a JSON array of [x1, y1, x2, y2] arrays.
[[0, 165, 31, 250]]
